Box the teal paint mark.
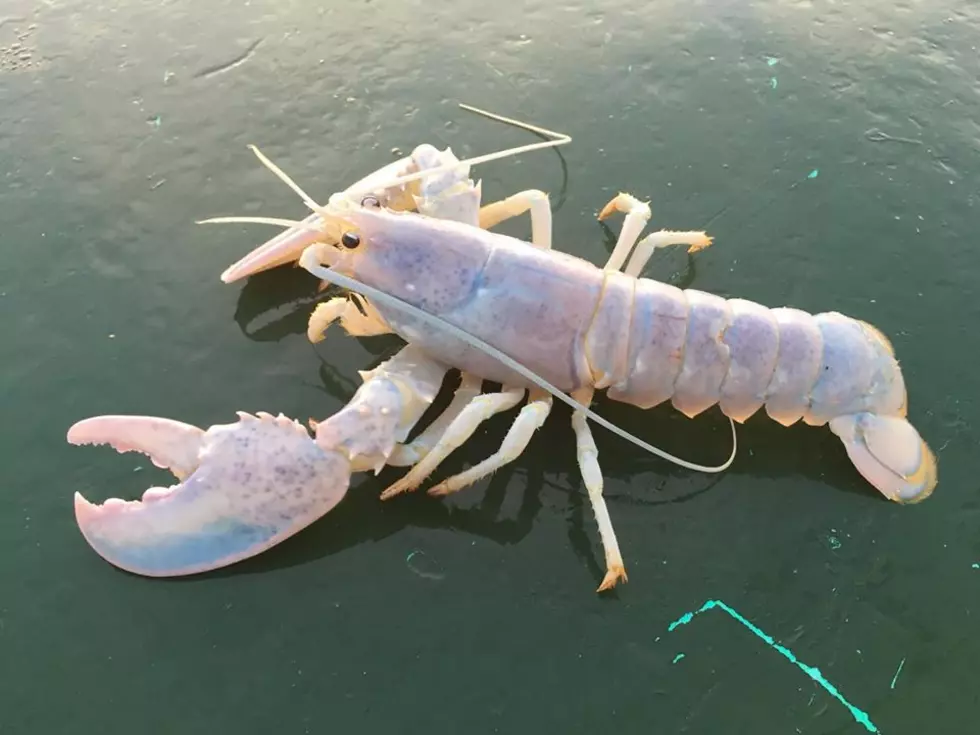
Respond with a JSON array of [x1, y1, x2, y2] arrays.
[[828, 534, 842, 550], [770, 77, 778, 89], [672, 653, 686, 664], [890, 658, 906, 689], [665, 599, 880, 734], [971, 563, 978, 569], [669, 611, 694, 630], [807, 169, 819, 179], [766, 56, 779, 66]]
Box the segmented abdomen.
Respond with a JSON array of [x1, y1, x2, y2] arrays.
[[602, 278, 906, 426]]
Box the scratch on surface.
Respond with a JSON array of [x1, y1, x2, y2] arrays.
[[889, 658, 906, 690], [665, 599, 880, 734], [194, 38, 263, 79], [865, 127, 922, 146], [405, 550, 445, 581]]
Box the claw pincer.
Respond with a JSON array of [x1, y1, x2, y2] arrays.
[[67, 344, 449, 576], [67, 412, 351, 576]]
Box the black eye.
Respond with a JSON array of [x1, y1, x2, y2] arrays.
[[340, 231, 361, 249], [360, 195, 381, 208]]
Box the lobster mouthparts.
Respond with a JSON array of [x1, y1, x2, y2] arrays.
[[67, 412, 352, 577]]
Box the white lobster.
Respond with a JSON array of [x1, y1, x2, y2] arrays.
[[66, 105, 936, 594]]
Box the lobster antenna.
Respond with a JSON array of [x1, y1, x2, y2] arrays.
[[195, 215, 326, 232], [457, 102, 573, 141], [198, 104, 571, 231], [246, 144, 331, 217], [297, 247, 737, 474], [344, 103, 572, 199], [194, 143, 344, 231]]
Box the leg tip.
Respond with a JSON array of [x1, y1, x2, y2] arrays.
[[596, 564, 629, 592], [427, 482, 450, 497], [380, 478, 420, 500], [597, 193, 629, 222], [687, 234, 714, 253]]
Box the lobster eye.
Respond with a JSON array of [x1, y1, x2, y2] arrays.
[[340, 231, 361, 249], [360, 194, 381, 208]]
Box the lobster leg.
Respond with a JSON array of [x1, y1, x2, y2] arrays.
[[427, 388, 553, 496], [570, 386, 628, 591], [387, 373, 484, 466], [478, 189, 552, 249], [624, 229, 714, 278], [414, 379, 629, 592], [307, 294, 391, 343], [598, 192, 653, 271], [379, 386, 528, 499], [597, 191, 713, 276]]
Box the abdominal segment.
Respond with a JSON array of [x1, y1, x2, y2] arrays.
[[603, 279, 905, 425]]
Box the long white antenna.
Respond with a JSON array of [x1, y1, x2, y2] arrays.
[[344, 103, 572, 199], [195, 215, 326, 232], [198, 103, 573, 229], [458, 102, 573, 141]]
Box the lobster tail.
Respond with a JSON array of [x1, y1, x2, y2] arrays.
[[829, 413, 937, 503]]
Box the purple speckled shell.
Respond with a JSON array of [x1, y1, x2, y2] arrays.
[[600, 281, 904, 427], [344, 207, 906, 427], [606, 278, 689, 409]]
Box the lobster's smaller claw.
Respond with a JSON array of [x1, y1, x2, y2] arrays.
[[67, 412, 352, 577]]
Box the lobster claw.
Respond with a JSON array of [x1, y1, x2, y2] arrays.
[[67, 412, 352, 577]]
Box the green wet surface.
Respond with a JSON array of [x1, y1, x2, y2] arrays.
[[2, 1, 978, 732]]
